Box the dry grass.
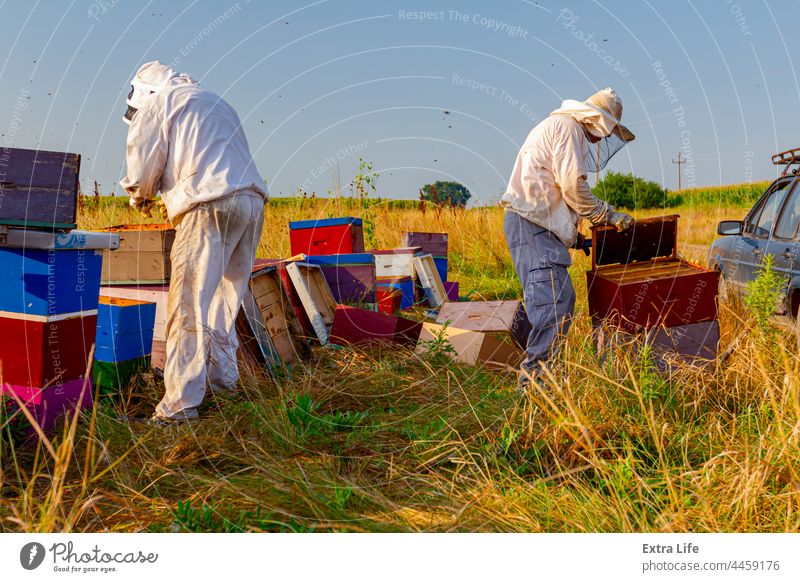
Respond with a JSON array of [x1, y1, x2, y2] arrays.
[[1, 192, 798, 532]]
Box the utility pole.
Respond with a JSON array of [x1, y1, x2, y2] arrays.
[[672, 151, 684, 192]]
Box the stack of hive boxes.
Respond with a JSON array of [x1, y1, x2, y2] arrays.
[[371, 247, 419, 314], [93, 296, 157, 395], [401, 232, 459, 302], [586, 215, 720, 365], [270, 217, 523, 369], [0, 148, 118, 434], [99, 224, 173, 369], [289, 217, 376, 305]]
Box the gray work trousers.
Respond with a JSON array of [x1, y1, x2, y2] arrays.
[[503, 211, 576, 376]]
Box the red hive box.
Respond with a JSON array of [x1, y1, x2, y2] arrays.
[[587, 215, 719, 331], [289, 217, 364, 256], [329, 305, 421, 346], [0, 313, 97, 387]]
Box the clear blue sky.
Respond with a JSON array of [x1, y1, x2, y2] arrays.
[[0, 0, 795, 205]]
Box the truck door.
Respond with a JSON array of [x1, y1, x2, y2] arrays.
[[739, 178, 795, 292], [765, 180, 800, 314]]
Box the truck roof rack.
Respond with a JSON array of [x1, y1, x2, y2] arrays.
[[772, 147, 800, 176]]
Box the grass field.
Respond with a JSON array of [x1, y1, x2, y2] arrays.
[[2, 186, 799, 533]]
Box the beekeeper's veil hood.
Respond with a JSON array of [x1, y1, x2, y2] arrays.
[[123, 61, 197, 124], [550, 87, 635, 172]]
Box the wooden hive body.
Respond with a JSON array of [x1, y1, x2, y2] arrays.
[[587, 215, 719, 331], [436, 300, 531, 349], [0, 147, 81, 230], [289, 217, 364, 256], [99, 223, 175, 285]]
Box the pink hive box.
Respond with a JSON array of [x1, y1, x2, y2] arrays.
[[2, 378, 93, 436]]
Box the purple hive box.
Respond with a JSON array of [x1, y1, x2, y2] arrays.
[[443, 281, 459, 301], [305, 253, 376, 304], [0, 147, 81, 230]]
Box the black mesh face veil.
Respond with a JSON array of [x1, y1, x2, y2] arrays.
[[585, 133, 630, 173], [123, 84, 156, 124], [123, 106, 138, 123], [123, 86, 138, 123]]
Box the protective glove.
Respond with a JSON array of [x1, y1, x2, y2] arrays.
[[154, 199, 167, 218], [130, 197, 167, 219], [606, 211, 634, 232], [571, 232, 591, 256], [130, 197, 154, 217]]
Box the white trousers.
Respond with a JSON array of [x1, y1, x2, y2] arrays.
[[156, 191, 265, 419]]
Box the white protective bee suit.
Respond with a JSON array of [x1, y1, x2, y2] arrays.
[[501, 87, 634, 386], [120, 61, 268, 420]]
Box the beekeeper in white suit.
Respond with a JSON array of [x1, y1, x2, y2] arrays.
[[120, 61, 267, 420], [502, 87, 635, 390]]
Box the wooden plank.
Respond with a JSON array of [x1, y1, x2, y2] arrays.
[[237, 288, 282, 370], [249, 267, 310, 364], [413, 254, 448, 308], [285, 262, 336, 344]]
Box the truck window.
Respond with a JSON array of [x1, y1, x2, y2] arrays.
[[745, 180, 793, 238], [774, 184, 800, 240]]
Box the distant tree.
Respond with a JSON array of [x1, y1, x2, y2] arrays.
[[420, 181, 471, 208], [594, 171, 671, 210]]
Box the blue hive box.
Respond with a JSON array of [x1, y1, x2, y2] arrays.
[[377, 277, 415, 310], [433, 257, 448, 283], [0, 247, 103, 316], [94, 296, 157, 363]]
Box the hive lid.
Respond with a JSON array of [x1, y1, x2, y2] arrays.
[[369, 246, 422, 255], [289, 217, 361, 230], [591, 215, 678, 269], [0, 228, 120, 250], [304, 253, 374, 265], [100, 223, 173, 233]]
